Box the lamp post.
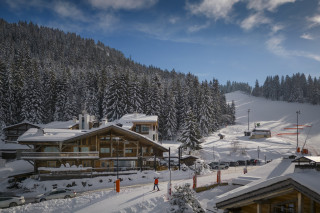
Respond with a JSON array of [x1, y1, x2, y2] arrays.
[[114, 137, 120, 180], [296, 110, 300, 151], [257, 146, 260, 165], [248, 109, 250, 132]]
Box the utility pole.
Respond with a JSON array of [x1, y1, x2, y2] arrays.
[[248, 109, 250, 131], [296, 110, 301, 151], [257, 146, 260, 165]]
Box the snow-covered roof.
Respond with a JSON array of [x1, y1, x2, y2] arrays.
[[119, 113, 158, 124], [18, 128, 86, 142], [292, 156, 320, 163], [216, 157, 320, 205], [18, 123, 168, 151], [232, 158, 294, 185], [217, 170, 320, 205], [44, 120, 78, 129], [3, 120, 42, 130]]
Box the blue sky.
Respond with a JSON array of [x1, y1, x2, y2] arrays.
[[1, 0, 320, 85]]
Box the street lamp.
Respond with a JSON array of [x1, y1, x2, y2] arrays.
[[248, 109, 250, 131], [114, 137, 120, 180], [257, 146, 260, 165], [296, 110, 300, 151]]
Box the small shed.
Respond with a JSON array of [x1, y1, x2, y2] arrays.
[[250, 128, 271, 139], [180, 155, 198, 166]]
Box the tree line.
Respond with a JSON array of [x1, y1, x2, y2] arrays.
[[0, 19, 235, 144], [252, 73, 320, 104]]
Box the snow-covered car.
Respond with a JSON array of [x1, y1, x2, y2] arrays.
[[0, 196, 25, 208], [35, 188, 76, 202], [209, 162, 229, 170]]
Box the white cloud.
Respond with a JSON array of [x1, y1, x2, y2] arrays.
[[247, 0, 295, 12], [240, 13, 271, 30], [308, 15, 320, 28], [53, 2, 87, 22], [186, 0, 240, 20], [87, 0, 158, 10], [188, 22, 210, 33], [266, 35, 320, 62], [271, 24, 284, 34], [5, 0, 45, 9], [96, 13, 118, 31], [266, 35, 289, 57], [169, 17, 180, 24], [300, 33, 314, 40]]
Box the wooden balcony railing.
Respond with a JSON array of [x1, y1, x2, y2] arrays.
[[21, 151, 99, 159]]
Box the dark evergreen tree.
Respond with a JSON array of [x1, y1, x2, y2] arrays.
[[178, 110, 202, 154]]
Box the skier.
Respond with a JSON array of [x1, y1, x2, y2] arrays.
[[153, 177, 160, 191]]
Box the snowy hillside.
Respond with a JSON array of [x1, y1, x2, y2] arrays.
[[225, 91, 320, 155]]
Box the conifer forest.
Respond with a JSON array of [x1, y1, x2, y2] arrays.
[[0, 20, 236, 141]]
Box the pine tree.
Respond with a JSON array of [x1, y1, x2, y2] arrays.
[[169, 183, 205, 213], [147, 74, 162, 116], [178, 110, 202, 154], [21, 59, 43, 123]]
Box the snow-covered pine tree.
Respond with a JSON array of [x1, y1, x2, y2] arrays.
[[169, 183, 205, 213], [84, 88, 99, 119], [252, 79, 261, 97], [174, 80, 187, 134], [165, 90, 177, 140], [104, 73, 128, 121], [210, 79, 222, 131], [140, 76, 150, 114], [21, 59, 43, 123], [147, 74, 162, 116], [199, 81, 213, 136], [128, 74, 143, 113], [178, 110, 202, 154], [54, 69, 69, 121], [41, 70, 56, 123]]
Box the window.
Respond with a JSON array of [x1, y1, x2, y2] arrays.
[[82, 160, 91, 167], [135, 125, 140, 132], [44, 147, 59, 152], [153, 125, 156, 131], [142, 147, 147, 153], [47, 161, 56, 167], [153, 134, 155, 141], [141, 125, 149, 133], [81, 147, 89, 152], [100, 148, 110, 153], [73, 147, 79, 152], [125, 149, 133, 153]]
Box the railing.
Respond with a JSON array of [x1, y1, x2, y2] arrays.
[[21, 151, 99, 159]]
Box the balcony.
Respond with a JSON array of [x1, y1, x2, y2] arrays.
[[21, 151, 99, 160]]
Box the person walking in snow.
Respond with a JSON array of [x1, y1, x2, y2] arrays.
[[153, 177, 160, 191]]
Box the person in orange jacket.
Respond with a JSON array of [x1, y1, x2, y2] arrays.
[[153, 177, 160, 191]]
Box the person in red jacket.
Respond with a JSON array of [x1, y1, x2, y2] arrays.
[[153, 177, 160, 191]]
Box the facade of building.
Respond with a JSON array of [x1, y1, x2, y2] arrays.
[[250, 128, 271, 139], [17, 114, 167, 179]]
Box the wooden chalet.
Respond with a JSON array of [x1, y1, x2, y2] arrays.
[[18, 122, 168, 179], [216, 157, 320, 213], [3, 121, 41, 142]]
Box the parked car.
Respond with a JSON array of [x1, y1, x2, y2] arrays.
[[0, 195, 25, 208], [228, 161, 239, 167], [209, 162, 229, 170], [35, 188, 76, 202]]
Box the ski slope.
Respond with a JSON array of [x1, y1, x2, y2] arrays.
[[226, 91, 320, 155]]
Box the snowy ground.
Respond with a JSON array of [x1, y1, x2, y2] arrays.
[[1, 91, 319, 212]]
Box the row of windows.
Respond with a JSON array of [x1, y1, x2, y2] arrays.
[[43, 146, 153, 153]]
